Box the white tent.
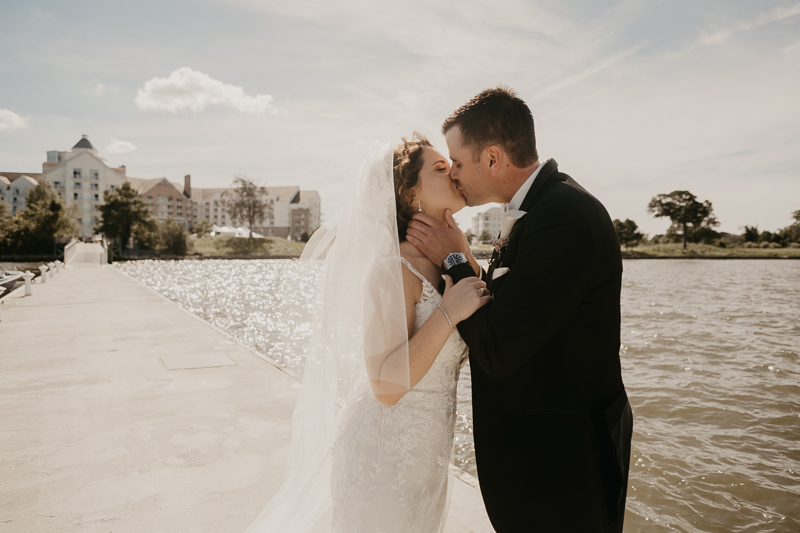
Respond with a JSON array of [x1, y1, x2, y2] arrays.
[[210, 225, 264, 238]]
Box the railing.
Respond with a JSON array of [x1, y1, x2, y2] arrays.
[[64, 239, 79, 266]]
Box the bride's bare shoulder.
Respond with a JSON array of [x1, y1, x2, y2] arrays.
[[399, 242, 433, 272], [399, 242, 439, 288]]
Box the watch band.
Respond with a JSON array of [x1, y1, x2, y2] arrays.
[[443, 252, 468, 270]]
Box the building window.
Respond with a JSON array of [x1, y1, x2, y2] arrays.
[[54, 181, 62, 188], [73, 193, 80, 200], [94, 194, 99, 201], [74, 182, 82, 190], [90, 183, 99, 191], [109, 185, 115, 191], [91, 170, 99, 180], [73, 169, 82, 180]]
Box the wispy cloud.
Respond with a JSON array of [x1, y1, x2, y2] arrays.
[[699, 3, 800, 45], [105, 139, 137, 154], [135, 67, 275, 115], [0, 109, 28, 131], [530, 42, 649, 104]]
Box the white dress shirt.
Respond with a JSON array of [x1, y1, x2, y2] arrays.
[[504, 158, 550, 212]]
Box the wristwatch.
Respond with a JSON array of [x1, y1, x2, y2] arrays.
[[442, 252, 468, 270]]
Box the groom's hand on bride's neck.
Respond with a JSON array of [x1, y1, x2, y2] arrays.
[[406, 210, 468, 266]]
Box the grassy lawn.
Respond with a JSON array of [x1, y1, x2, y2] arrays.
[[190, 236, 305, 257], [621, 242, 800, 258]]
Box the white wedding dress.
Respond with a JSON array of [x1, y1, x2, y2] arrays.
[[245, 142, 465, 533], [330, 258, 468, 533]]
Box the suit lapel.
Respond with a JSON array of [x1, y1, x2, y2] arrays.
[[519, 159, 559, 213], [486, 160, 559, 293]]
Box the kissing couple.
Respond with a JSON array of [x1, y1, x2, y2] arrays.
[[246, 87, 634, 533]]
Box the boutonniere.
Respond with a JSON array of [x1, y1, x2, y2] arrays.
[[488, 209, 527, 271], [491, 237, 509, 252]]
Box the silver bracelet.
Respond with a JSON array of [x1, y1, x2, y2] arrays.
[[437, 304, 454, 333]]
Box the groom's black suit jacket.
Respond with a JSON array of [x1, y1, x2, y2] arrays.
[[447, 160, 633, 533]]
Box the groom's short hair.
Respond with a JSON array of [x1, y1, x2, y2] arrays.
[[442, 86, 538, 168]]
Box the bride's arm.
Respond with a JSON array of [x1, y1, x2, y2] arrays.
[[372, 265, 489, 406]]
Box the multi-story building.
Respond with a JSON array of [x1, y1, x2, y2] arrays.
[[0, 173, 42, 216], [3, 135, 322, 240], [188, 182, 238, 229], [0, 175, 9, 211], [287, 191, 321, 240], [127, 175, 193, 229], [186, 181, 320, 239], [41, 135, 126, 237], [472, 206, 502, 240]]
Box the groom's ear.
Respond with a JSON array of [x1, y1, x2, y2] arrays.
[[485, 145, 502, 174]]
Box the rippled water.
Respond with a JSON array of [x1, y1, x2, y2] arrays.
[[116, 259, 800, 532]]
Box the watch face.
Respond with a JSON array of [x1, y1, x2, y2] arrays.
[[445, 253, 467, 269]]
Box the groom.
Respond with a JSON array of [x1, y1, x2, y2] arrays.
[[407, 87, 633, 532]]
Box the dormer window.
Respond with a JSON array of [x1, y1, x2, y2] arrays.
[[73, 169, 82, 180]]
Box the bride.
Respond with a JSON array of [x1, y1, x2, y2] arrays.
[[245, 134, 489, 533]]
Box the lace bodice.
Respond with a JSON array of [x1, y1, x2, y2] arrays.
[[330, 257, 468, 532]]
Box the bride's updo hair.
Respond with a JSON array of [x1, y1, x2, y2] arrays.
[[394, 132, 432, 240]]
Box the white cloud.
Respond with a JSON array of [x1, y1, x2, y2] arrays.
[[0, 109, 28, 131], [95, 83, 108, 95], [105, 139, 137, 154], [135, 67, 275, 114]]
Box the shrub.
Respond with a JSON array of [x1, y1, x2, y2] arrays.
[[158, 218, 188, 255]]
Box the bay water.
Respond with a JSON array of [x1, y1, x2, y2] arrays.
[[115, 259, 799, 532]]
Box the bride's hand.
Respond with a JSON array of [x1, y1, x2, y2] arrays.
[[440, 275, 491, 324]]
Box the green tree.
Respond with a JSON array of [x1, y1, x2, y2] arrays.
[[479, 229, 493, 242], [613, 219, 644, 250], [193, 219, 212, 237], [464, 229, 476, 244], [647, 191, 719, 249], [0, 199, 12, 248], [158, 218, 188, 255], [4, 179, 80, 254], [97, 182, 152, 250], [743, 225, 759, 243], [224, 175, 271, 246]]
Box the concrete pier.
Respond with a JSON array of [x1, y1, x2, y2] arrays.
[[0, 244, 493, 532]]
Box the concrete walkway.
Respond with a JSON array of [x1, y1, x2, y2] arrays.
[[0, 245, 493, 532]]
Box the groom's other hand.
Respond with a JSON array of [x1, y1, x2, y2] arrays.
[[406, 209, 467, 266]]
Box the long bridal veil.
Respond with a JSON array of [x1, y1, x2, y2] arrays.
[[245, 141, 410, 532]]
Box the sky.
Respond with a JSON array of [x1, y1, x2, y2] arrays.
[[1, 0, 798, 235]]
